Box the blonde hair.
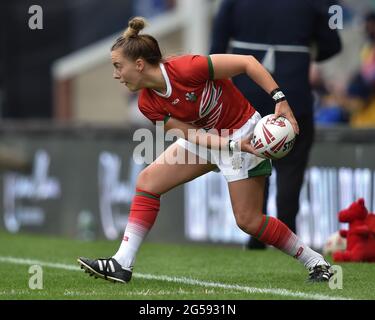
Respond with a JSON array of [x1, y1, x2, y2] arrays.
[[122, 16, 146, 38], [111, 16, 162, 65]]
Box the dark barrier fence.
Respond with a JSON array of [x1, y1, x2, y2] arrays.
[[0, 122, 184, 244], [0, 122, 374, 249]]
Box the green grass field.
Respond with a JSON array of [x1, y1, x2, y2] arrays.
[[1, 231, 374, 300]]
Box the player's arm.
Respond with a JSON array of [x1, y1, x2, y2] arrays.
[[209, 54, 299, 134], [164, 117, 255, 154]]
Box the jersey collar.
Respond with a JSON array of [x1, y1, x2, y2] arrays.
[[152, 63, 172, 98]]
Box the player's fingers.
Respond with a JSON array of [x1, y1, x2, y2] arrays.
[[273, 111, 281, 119], [242, 140, 257, 155], [240, 136, 255, 154], [289, 116, 300, 135]]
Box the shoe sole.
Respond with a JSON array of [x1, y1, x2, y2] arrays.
[[77, 258, 128, 284], [306, 278, 330, 283], [306, 273, 333, 283]]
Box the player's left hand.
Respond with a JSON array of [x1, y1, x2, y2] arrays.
[[273, 100, 300, 135], [239, 135, 257, 155]]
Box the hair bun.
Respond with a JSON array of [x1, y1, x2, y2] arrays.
[[123, 17, 146, 38]]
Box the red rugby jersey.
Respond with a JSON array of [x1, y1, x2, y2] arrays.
[[138, 55, 256, 133]]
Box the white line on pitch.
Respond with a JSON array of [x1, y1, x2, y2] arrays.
[[0, 256, 350, 300]]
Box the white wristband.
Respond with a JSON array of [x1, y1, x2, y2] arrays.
[[229, 140, 240, 153], [272, 91, 285, 102]]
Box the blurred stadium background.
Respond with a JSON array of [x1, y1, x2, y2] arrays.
[[1, 0, 375, 257]]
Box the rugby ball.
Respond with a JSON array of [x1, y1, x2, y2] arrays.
[[251, 114, 296, 160], [323, 231, 347, 257]]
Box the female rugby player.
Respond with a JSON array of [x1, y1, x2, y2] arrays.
[[78, 17, 332, 284]]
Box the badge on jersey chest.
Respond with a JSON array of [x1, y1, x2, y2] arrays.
[[185, 92, 197, 102]]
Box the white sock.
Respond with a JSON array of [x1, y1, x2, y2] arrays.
[[112, 222, 149, 270], [285, 233, 328, 269]]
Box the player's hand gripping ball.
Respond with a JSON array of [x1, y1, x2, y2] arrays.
[[251, 114, 296, 160]]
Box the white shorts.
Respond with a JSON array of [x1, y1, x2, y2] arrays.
[[176, 111, 272, 182]]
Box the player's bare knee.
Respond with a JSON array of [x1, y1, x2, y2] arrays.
[[136, 168, 153, 191], [136, 168, 167, 195], [235, 216, 249, 233], [234, 210, 262, 235]]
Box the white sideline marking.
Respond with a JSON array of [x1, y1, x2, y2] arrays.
[[0, 256, 350, 300]]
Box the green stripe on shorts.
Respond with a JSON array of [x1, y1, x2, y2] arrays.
[[248, 159, 272, 178], [163, 114, 171, 124]]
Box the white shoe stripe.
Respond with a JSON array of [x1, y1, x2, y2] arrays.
[[109, 260, 115, 273], [98, 260, 103, 271]]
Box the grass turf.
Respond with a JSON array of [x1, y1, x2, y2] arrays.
[[0, 231, 374, 300]]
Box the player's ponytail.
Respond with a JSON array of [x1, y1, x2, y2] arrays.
[[123, 16, 146, 38], [111, 16, 162, 66]]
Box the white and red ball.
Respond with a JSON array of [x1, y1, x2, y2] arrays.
[[323, 231, 347, 257], [251, 114, 296, 160]]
